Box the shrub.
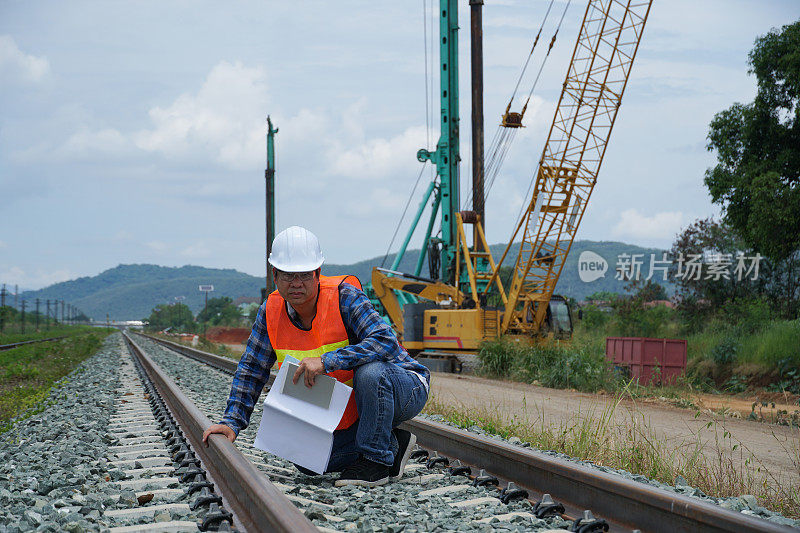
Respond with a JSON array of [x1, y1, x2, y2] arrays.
[[580, 304, 610, 330], [611, 303, 673, 338], [477, 338, 518, 377], [477, 338, 615, 392], [711, 338, 740, 366], [719, 298, 775, 335], [538, 349, 609, 391]]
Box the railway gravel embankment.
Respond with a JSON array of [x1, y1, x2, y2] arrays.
[[135, 334, 578, 532], [1, 331, 797, 531]]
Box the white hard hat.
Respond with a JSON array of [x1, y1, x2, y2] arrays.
[[268, 226, 325, 272]]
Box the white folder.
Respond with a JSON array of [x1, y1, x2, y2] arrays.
[[253, 356, 352, 474]]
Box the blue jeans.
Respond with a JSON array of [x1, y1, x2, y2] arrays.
[[325, 361, 428, 471]]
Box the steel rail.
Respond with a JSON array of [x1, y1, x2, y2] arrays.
[[123, 332, 316, 533], [138, 333, 238, 372], [141, 333, 792, 533], [0, 336, 67, 351], [400, 417, 790, 533]]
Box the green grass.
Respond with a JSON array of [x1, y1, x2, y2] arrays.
[[739, 320, 800, 368], [478, 337, 613, 392], [196, 337, 241, 359], [567, 303, 800, 394], [0, 325, 85, 345], [0, 328, 111, 432]]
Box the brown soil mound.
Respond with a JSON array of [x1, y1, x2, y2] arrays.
[[206, 327, 250, 344]]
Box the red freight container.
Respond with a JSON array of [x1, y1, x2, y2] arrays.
[[605, 337, 687, 385]]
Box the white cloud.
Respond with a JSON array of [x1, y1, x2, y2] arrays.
[[146, 241, 167, 252], [133, 61, 269, 170], [0, 266, 72, 290], [329, 125, 427, 181], [59, 128, 130, 158], [180, 241, 211, 258], [193, 181, 251, 198], [0, 35, 50, 84], [612, 209, 685, 242], [345, 187, 408, 218]]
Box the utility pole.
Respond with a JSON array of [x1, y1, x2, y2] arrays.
[[61, 300, 65, 325], [35, 298, 40, 330], [0, 284, 5, 333], [46, 299, 50, 329], [14, 284, 18, 310], [265, 116, 278, 298], [199, 285, 214, 338], [470, 0, 485, 251], [21, 300, 25, 334]]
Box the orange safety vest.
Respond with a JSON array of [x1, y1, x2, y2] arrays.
[[265, 274, 361, 430]]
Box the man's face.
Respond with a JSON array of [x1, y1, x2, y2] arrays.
[[274, 269, 320, 308]]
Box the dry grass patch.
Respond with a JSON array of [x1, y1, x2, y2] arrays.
[[422, 388, 800, 519]]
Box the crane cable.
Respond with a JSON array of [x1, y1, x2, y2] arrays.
[[462, 0, 572, 212], [502, 0, 573, 251], [504, 0, 556, 115], [461, 0, 556, 211], [380, 161, 429, 268], [380, 0, 435, 269], [517, 0, 572, 120]]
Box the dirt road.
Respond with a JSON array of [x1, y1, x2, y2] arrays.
[[429, 373, 799, 488]]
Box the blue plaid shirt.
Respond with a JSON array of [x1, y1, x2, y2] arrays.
[[220, 282, 430, 435]]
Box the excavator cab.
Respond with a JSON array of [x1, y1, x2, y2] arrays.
[[544, 295, 573, 340]]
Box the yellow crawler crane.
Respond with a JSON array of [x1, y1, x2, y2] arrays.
[[489, 0, 654, 337], [373, 0, 653, 355]]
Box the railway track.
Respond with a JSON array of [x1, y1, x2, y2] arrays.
[[0, 335, 67, 351], [133, 332, 794, 533]]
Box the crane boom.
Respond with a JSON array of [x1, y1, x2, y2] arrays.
[[499, 0, 653, 335]]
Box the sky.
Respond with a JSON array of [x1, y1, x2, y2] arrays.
[[1, 0, 798, 290]]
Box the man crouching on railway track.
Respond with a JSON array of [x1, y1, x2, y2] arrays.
[[202, 226, 429, 487]]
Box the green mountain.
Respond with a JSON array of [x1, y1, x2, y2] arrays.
[[19, 264, 264, 322], [325, 240, 673, 301], [20, 241, 672, 320]]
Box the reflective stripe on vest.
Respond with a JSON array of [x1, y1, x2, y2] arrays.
[[265, 274, 361, 430]]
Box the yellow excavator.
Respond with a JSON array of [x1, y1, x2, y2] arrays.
[[370, 0, 653, 359]]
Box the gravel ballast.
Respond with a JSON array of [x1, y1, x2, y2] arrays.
[[2, 330, 797, 531], [0, 333, 122, 532], [136, 335, 578, 532]]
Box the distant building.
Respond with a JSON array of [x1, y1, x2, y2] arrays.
[[233, 296, 261, 317], [643, 299, 675, 309]]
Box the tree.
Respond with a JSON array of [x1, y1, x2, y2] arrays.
[[147, 303, 195, 332], [609, 277, 672, 338], [669, 218, 754, 316], [669, 217, 800, 323], [196, 297, 241, 327], [586, 290, 618, 302], [705, 21, 800, 262], [634, 280, 668, 302]]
